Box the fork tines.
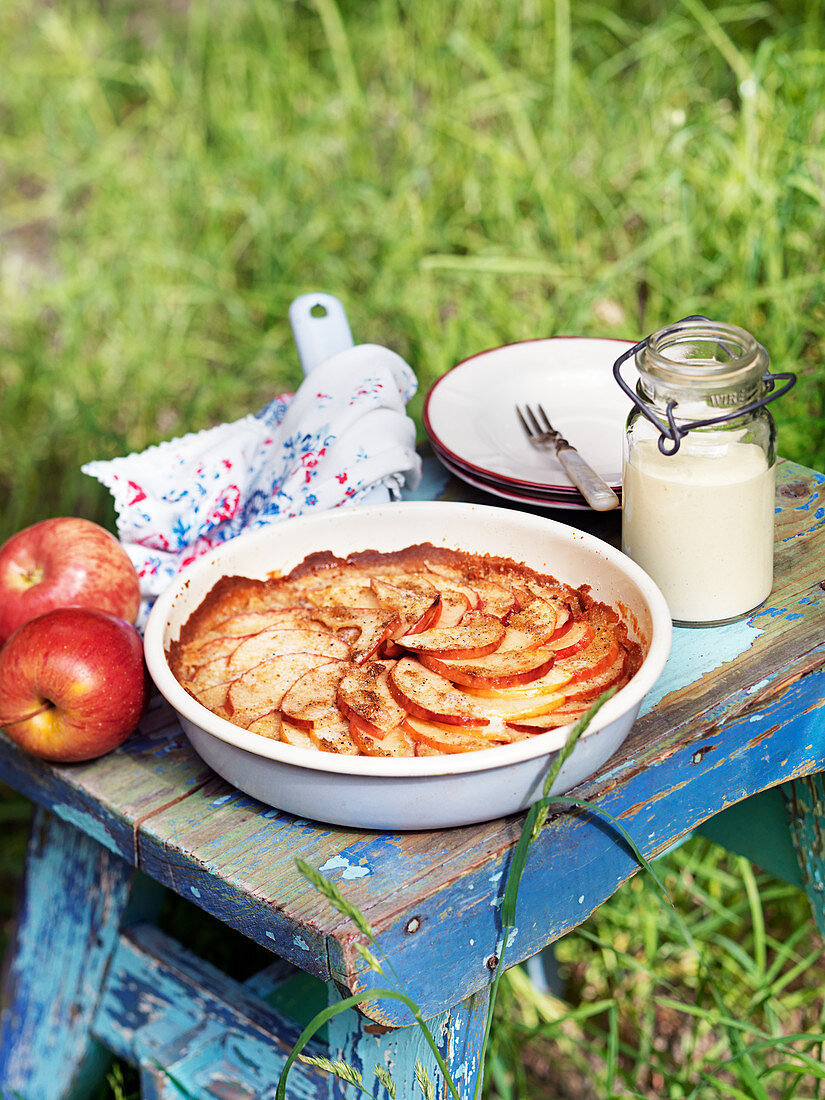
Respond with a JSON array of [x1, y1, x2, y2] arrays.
[[516, 404, 559, 441]]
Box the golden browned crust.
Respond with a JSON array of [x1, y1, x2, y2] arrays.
[[167, 543, 642, 755]]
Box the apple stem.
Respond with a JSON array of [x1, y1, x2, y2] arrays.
[[0, 701, 54, 727], [11, 561, 45, 589]]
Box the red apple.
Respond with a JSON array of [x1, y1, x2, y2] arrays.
[[0, 608, 148, 762], [0, 517, 141, 644]]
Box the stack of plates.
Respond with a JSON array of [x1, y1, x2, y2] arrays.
[[423, 337, 638, 511]]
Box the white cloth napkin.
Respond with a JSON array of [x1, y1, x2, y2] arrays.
[[83, 344, 422, 626]]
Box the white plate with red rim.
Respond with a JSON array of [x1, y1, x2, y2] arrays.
[[143, 500, 672, 831], [431, 443, 599, 511], [423, 337, 638, 497]]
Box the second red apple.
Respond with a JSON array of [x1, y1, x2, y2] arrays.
[[0, 608, 148, 762]]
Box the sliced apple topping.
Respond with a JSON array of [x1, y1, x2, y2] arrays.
[[280, 660, 354, 729], [212, 608, 316, 637], [306, 580, 380, 609], [337, 661, 408, 737], [307, 606, 400, 664], [433, 589, 471, 629], [279, 718, 317, 750], [177, 634, 248, 678], [388, 657, 488, 726], [370, 577, 441, 637], [544, 617, 594, 657], [421, 566, 482, 610], [505, 596, 564, 647], [418, 628, 556, 688], [472, 689, 567, 722], [245, 711, 283, 739], [396, 611, 506, 660], [184, 655, 235, 693], [403, 715, 498, 754], [467, 577, 517, 619], [226, 652, 336, 722], [191, 682, 232, 715], [348, 717, 415, 757], [227, 628, 350, 674], [553, 619, 620, 682], [563, 647, 628, 702], [307, 710, 361, 754], [169, 544, 641, 757], [505, 705, 589, 733], [464, 664, 573, 699]]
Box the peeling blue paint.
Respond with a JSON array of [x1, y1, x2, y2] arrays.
[[639, 617, 764, 715], [318, 854, 372, 879], [53, 804, 121, 856], [319, 854, 348, 872], [783, 518, 825, 542], [342, 864, 371, 880]]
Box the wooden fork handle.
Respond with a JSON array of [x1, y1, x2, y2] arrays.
[[557, 446, 620, 512]]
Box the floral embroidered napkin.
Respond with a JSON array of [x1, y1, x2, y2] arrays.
[[83, 343, 422, 625]]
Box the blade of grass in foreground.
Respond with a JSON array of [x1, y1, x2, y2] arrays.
[[275, 987, 462, 1100], [475, 689, 634, 1100]]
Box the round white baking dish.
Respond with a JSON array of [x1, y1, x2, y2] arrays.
[[143, 502, 672, 830]]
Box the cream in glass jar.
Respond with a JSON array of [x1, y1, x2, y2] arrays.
[[617, 319, 792, 626]]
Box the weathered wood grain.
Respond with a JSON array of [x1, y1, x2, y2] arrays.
[[785, 772, 825, 935], [0, 810, 136, 1100], [93, 922, 330, 1098], [92, 921, 487, 1099], [0, 693, 213, 863]]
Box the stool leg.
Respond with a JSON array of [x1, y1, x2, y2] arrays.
[[0, 808, 137, 1100], [327, 985, 490, 1099], [784, 775, 825, 933]]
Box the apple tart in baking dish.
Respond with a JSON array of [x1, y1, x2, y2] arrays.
[[167, 544, 642, 756]]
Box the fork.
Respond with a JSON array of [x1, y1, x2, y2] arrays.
[[516, 404, 620, 512]]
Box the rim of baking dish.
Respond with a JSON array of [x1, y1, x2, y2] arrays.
[[143, 501, 672, 779]]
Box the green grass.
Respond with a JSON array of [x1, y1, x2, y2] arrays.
[[1, 0, 825, 540], [2, 1, 825, 1096], [487, 838, 825, 1099]]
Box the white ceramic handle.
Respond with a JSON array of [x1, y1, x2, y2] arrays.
[[557, 447, 620, 512], [289, 292, 354, 375], [287, 292, 392, 505]]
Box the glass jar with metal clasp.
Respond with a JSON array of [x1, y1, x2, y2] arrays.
[[612, 316, 796, 626]]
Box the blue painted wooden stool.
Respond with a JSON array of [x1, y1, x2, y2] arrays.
[[2, 451, 825, 1099]]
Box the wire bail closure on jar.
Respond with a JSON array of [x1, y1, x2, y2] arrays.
[[612, 315, 797, 455]]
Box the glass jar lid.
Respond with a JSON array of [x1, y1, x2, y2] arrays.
[[613, 315, 796, 455], [639, 319, 768, 397]]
